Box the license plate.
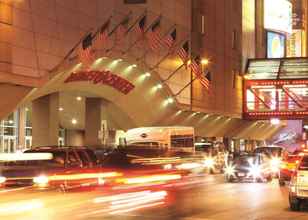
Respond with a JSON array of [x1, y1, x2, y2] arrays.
[[238, 173, 245, 177]]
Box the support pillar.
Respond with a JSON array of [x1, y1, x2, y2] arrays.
[[85, 98, 103, 146], [32, 93, 59, 147], [17, 106, 26, 150]]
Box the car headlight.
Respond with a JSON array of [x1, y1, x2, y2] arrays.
[[163, 164, 173, 170], [248, 164, 261, 178], [33, 175, 49, 185], [224, 165, 235, 176], [204, 158, 215, 168], [0, 176, 6, 184], [270, 157, 281, 172]]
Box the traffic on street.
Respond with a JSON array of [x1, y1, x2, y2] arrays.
[[0, 142, 308, 220]]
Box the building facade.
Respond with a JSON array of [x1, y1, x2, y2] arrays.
[[0, 0, 291, 152]]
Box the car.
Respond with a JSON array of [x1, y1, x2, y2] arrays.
[[0, 146, 118, 190], [289, 155, 308, 211], [224, 153, 272, 183], [195, 142, 226, 174], [253, 146, 287, 177], [279, 153, 302, 186]]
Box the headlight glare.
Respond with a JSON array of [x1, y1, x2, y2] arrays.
[[204, 157, 215, 168], [33, 175, 49, 185], [248, 164, 261, 178], [0, 176, 6, 184], [224, 165, 235, 176]]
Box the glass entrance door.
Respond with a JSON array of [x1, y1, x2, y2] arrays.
[[2, 136, 16, 153]]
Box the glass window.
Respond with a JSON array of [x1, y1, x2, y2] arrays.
[[171, 135, 194, 148], [77, 150, 90, 167]]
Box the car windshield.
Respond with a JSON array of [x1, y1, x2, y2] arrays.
[[299, 157, 308, 170], [234, 156, 259, 166], [254, 147, 282, 157], [0, 151, 66, 168]]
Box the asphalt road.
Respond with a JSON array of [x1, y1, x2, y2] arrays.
[[0, 175, 307, 220]]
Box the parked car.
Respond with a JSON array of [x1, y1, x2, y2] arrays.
[[224, 153, 272, 183], [279, 153, 302, 186], [289, 155, 308, 211]]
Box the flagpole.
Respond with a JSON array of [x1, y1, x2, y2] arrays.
[[50, 29, 94, 73], [163, 63, 185, 82], [148, 36, 188, 70], [105, 11, 132, 53], [122, 15, 162, 56], [93, 15, 113, 38], [173, 75, 200, 97], [125, 10, 147, 34], [136, 24, 180, 63]]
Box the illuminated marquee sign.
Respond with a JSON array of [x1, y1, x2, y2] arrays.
[[264, 0, 292, 34], [64, 70, 135, 95]]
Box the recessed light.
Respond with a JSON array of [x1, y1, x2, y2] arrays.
[[71, 119, 77, 124], [76, 96, 82, 101], [59, 107, 64, 111]]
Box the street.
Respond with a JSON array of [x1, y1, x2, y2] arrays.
[[0, 175, 307, 220]]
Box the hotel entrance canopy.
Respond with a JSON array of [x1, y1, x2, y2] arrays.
[[244, 58, 308, 119]]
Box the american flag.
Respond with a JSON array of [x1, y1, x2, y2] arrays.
[[190, 56, 201, 75], [199, 70, 211, 89], [98, 19, 110, 46], [116, 16, 129, 43], [164, 28, 176, 49], [190, 56, 210, 90], [135, 15, 146, 37], [79, 33, 94, 65], [147, 17, 162, 51], [177, 41, 189, 63]]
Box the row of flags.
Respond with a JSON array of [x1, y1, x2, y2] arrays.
[[79, 13, 211, 90]]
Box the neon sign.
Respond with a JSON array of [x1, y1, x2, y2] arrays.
[[64, 70, 135, 95]]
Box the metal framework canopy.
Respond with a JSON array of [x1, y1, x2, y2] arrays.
[[244, 58, 308, 120]]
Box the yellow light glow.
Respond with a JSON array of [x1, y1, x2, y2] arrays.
[[117, 174, 181, 184], [201, 59, 209, 65], [71, 119, 78, 124]]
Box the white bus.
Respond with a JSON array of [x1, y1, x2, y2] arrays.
[[124, 126, 195, 152]]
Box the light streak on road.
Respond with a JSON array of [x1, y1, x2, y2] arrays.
[[0, 199, 44, 215]]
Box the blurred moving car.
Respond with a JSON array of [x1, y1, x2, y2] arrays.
[[91, 148, 206, 217], [253, 146, 287, 177], [279, 153, 302, 186], [224, 153, 272, 183], [0, 146, 118, 189], [289, 155, 308, 211], [195, 142, 226, 174]]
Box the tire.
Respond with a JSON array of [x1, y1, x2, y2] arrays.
[[289, 196, 300, 211], [225, 175, 233, 183]]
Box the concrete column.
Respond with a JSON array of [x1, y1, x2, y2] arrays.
[[85, 98, 103, 146], [66, 130, 85, 147], [17, 106, 26, 150], [32, 93, 59, 146]]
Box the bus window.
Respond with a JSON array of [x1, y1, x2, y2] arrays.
[[170, 135, 194, 148]]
